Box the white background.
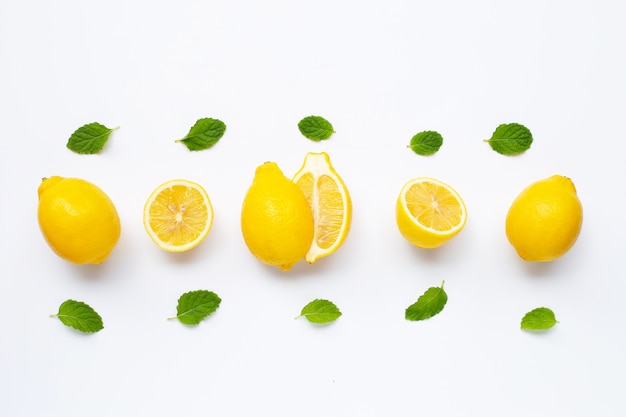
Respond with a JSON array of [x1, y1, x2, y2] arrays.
[[1, 1, 625, 416]]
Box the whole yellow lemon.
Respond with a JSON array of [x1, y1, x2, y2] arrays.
[[37, 176, 121, 264], [241, 162, 314, 271], [506, 175, 583, 262]]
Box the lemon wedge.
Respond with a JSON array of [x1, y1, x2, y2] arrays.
[[293, 152, 352, 263]]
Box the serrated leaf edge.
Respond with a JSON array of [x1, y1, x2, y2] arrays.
[[66, 123, 119, 154], [169, 290, 221, 325], [298, 116, 335, 140], [408, 130, 443, 155], [483, 123, 533, 155], [520, 307, 558, 331], [175, 118, 226, 150], [50, 299, 104, 333], [405, 280, 447, 321], [296, 299, 342, 323]]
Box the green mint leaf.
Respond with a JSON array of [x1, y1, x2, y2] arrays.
[[521, 307, 558, 331], [297, 299, 342, 324], [409, 130, 443, 155], [170, 290, 221, 325], [484, 123, 533, 155], [176, 118, 226, 151], [405, 281, 447, 321], [66, 122, 118, 154], [51, 300, 104, 333], [298, 115, 334, 141]]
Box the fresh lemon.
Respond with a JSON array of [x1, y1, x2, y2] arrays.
[[506, 175, 583, 262], [293, 152, 352, 263], [143, 179, 214, 252], [37, 176, 121, 264], [241, 162, 314, 271], [396, 177, 467, 248]]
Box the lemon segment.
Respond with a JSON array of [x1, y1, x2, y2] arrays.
[[396, 177, 467, 248], [506, 175, 583, 262], [143, 179, 213, 252], [37, 176, 121, 264], [241, 162, 314, 271], [293, 152, 352, 263]]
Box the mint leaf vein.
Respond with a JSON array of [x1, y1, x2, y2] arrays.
[[484, 123, 533, 155], [297, 116, 334, 141], [409, 130, 443, 155], [405, 281, 447, 321], [297, 299, 342, 324], [51, 299, 104, 333], [171, 290, 221, 325], [176, 118, 226, 151], [66, 122, 118, 154], [521, 307, 558, 331]]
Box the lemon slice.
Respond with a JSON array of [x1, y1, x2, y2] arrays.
[[396, 177, 467, 248], [143, 179, 214, 252], [293, 152, 352, 263]]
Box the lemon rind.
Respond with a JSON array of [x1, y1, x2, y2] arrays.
[[293, 152, 352, 263]]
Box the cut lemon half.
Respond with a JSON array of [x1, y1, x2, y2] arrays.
[[396, 177, 467, 248], [293, 152, 352, 263], [143, 179, 214, 252]]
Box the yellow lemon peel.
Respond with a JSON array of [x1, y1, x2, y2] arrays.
[[293, 152, 352, 263], [241, 162, 314, 271], [506, 175, 583, 262], [37, 176, 121, 264]]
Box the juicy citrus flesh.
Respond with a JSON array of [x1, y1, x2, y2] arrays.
[[396, 177, 467, 248], [143, 179, 213, 252], [506, 175, 583, 262], [293, 152, 352, 263], [241, 162, 314, 271], [37, 176, 121, 264]]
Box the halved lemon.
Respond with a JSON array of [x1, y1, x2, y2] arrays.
[[143, 179, 214, 252], [396, 177, 467, 248], [293, 152, 352, 263]]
